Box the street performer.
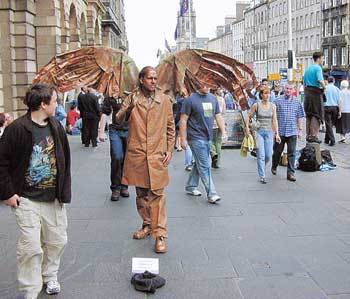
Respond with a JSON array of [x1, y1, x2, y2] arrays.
[[116, 66, 175, 253], [303, 52, 326, 143]]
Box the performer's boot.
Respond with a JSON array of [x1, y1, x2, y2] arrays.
[[155, 236, 167, 253], [133, 226, 151, 239]]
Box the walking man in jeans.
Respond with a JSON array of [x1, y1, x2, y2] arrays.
[[99, 86, 130, 201], [0, 84, 71, 298], [179, 85, 226, 204], [272, 84, 305, 182]]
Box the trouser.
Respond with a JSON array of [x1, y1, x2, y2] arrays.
[[109, 128, 128, 191], [306, 116, 321, 139], [211, 128, 223, 166], [324, 106, 338, 144], [256, 129, 274, 179], [184, 145, 193, 167], [135, 187, 167, 238], [81, 118, 86, 144], [82, 117, 99, 146], [13, 198, 67, 299], [186, 139, 217, 197], [272, 135, 297, 175]]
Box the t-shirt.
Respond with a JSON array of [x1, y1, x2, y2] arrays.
[[181, 92, 220, 141], [21, 122, 57, 202], [304, 64, 324, 88], [101, 97, 129, 131]]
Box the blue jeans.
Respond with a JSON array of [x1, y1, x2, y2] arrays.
[[185, 145, 193, 167], [186, 139, 217, 197], [256, 129, 274, 179], [109, 128, 128, 191]]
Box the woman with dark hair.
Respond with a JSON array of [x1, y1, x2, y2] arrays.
[[246, 86, 280, 184], [0, 113, 5, 137]]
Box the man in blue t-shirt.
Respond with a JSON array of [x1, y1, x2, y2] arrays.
[[303, 51, 326, 143], [179, 85, 226, 204]]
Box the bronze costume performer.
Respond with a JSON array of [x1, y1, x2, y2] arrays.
[[116, 67, 175, 253]]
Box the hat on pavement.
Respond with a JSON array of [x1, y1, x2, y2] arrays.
[[131, 271, 166, 293]]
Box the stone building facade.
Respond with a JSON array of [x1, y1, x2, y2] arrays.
[[0, 0, 127, 115], [321, 0, 350, 80], [244, 1, 269, 81]]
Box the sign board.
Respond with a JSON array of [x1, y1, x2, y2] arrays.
[[132, 258, 159, 274], [268, 73, 281, 81]]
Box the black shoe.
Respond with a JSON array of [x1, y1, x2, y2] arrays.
[[110, 190, 120, 201], [307, 137, 321, 144], [271, 167, 277, 175], [260, 178, 267, 184], [324, 139, 330, 144], [84, 144, 89, 147], [328, 141, 335, 146], [120, 189, 130, 198]]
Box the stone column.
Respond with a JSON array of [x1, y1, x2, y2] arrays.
[[0, 0, 17, 114], [0, 15, 4, 112], [35, 0, 61, 69], [11, 0, 37, 115]]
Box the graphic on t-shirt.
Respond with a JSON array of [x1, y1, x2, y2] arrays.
[[202, 102, 213, 117], [25, 136, 57, 189]]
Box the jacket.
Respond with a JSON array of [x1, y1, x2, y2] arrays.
[[78, 92, 100, 119], [240, 134, 257, 157], [116, 88, 175, 190], [0, 113, 71, 203]]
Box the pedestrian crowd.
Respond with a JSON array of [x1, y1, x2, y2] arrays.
[[0, 51, 349, 299]]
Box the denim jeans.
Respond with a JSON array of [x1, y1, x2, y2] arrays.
[[185, 145, 193, 167], [109, 128, 128, 191], [272, 135, 297, 175], [186, 139, 217, 197], [256, 129, 274, 179]]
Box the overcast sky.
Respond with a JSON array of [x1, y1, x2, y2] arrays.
[[125, 0, 237, 69]]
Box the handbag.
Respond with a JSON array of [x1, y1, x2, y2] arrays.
[[249, 104, 261, 131]]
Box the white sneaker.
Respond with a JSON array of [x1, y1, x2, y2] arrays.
[[208, 195, 221, 204], [186, 189, 202, 196], [46, 280, 61, 295]]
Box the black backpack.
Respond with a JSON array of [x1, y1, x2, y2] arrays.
[[298, 145, 320, 172]]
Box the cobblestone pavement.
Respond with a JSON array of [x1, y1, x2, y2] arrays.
[[1, 135, 350, 299]]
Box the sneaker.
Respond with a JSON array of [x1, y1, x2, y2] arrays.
[[185, 165, 193, 172], [208, 195, 221, 204], [110, 190, 120, 201], [339, 138, 346, 144], [46, 281, 61, 295], [186, 189, 202, 196], [260, 177, 267, 184], [271, 167, 277, 175]]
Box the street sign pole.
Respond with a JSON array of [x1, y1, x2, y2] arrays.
[[287, 0, 293, 82]]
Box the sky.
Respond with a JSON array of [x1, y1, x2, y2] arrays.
[[125, 0, 237, 69]]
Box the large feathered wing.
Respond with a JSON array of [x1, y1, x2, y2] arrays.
[[33, 46, 139, 97], [156, 49, 258, 110]]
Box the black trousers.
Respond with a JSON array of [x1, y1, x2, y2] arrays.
[[324, 106, 338, 144], [272, 135, 297, 175], [82, 117, 99, 146]]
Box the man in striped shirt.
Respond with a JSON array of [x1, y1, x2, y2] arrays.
[[271, 84, 305, 182]]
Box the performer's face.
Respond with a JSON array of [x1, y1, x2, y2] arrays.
[[141, 70, 157, 92]]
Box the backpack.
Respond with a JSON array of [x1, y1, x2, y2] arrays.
[[298, 145, 320, 172]]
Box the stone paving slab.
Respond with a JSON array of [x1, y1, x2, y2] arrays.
[[1, 136, 350, 298]]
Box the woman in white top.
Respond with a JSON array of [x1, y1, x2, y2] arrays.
[[336, 80, 350, 143]]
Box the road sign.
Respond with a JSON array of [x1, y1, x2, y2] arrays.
[[268, 73, 281, 81]]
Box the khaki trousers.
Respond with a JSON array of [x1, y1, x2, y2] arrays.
[[13, 197, 68, 299], [135, 187, 167, 238]]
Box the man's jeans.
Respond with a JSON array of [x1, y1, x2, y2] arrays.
[[185, 145, 193, 167], [186, 139, 217, 197], [256, 129, 274, 179], [109, 128, 128, 191], [272, 135, 297, 175]]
